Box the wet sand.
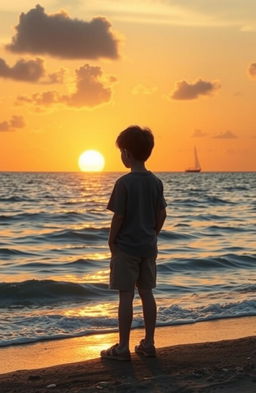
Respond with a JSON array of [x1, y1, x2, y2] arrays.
[[0, 317, 256, 392], [1, 316, 255, 374], [1, 335, 255, 393]]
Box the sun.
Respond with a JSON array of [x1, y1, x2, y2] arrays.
[[78, 150, 105, 172]]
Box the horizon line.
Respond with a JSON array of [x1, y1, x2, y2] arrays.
[[0, 170, 255, 174]]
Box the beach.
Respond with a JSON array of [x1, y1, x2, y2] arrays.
[[1, 317, 256, 392], [0, 337, 255, 393]]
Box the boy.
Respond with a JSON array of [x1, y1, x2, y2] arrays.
[[101, 125, 166, 361]]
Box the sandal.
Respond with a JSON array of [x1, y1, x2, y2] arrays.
[[100, 343, 131, 361], [135, 339, 156, 357]]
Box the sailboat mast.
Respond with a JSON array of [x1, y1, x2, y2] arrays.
[[185, 147, 201, 172], [194, 147, 200, 170]]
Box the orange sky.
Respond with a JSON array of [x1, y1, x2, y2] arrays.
[[0, 1, 256, 172]]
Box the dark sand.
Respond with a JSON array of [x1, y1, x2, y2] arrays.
[[1, 336, 255, 393]]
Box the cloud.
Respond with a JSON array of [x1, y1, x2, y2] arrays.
[[0, 57, 65, 84], [64, 65, 113, 107], [45, 0, 256, 30], [55, 0, 82, 6], [0, 115, 25, 132], [46, 69, 65, 84], [171, 79, 220, 100], [38, 69, 65, 85], [248, 63, 256, 78], [164, 0, 256, 29], [192, 129, 207, 137], [213, 131, 237, 139], [17, 91, 60, 106], [0, 58, 44, 82], [132, 84, 157, 95], [17, 64, 115, 108], [6, 4, 119, 60], [2, 1, 256, 29]]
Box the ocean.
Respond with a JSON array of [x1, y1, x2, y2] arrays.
[[0, 171, 255, 347]]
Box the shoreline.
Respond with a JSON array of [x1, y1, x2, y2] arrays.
[[1, 335, 255, 393], [1, 316, 255, 375]]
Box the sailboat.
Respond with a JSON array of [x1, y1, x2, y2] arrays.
[[185, 147, 201, 173]]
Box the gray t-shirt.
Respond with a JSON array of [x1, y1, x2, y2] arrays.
[[107, 171, 167, 257]]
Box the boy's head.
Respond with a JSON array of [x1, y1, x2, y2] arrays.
[[116, 125, 154, 162]]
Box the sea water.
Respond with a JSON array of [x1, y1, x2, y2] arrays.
[[0, 172, 255, 347]]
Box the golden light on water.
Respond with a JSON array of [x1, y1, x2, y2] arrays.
[[64, 303, 113, 319], [78, 150, 105, 172]]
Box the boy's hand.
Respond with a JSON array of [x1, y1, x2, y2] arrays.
[[108, 212, 124, 254], [108, 242, 117, 254], [155, 208, 167, 235]]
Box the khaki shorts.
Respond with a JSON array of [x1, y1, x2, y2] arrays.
[[110, 247, 157, 291]]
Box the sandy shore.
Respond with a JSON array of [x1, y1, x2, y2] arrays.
[[0, 335, 255, 393], [1, 316, 256, 375], [0, 317, 256, 392]]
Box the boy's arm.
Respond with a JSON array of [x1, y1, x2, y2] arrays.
[[155, 208, 166, 236], [108, 212, 124, 253]]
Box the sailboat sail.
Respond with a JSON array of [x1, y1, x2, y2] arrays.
[[185, 147, 201, 172]]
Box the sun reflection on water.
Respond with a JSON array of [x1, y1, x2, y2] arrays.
[[64, 302, 112, 318]]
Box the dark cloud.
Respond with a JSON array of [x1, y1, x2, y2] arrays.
[[6, 4, 119, 60], [0, 57, 64, 84], [0, 115, 25, 132], [172, 79, 220, 100], [192, 129, 207, 137], [248, 63, 256, 78], [213, 131, 237, 139], [17, 64, 115, 108], [0, 58, 44, 82]]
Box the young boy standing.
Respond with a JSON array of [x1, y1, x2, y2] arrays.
[[101, 125, 166, 360]]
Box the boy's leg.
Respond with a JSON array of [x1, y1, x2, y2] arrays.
[[118, 290, 134, 351], [138, 288, 156, 346]]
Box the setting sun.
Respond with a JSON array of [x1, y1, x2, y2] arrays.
[[78, 150, 105, 172]]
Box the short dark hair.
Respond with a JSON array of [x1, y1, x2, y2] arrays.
[[116, 125, 154, 161]]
